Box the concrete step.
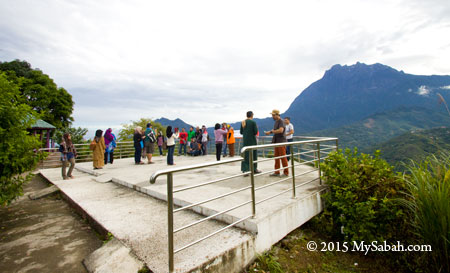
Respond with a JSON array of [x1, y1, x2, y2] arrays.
[[41, 156, 325, 272], [39, 166, 254, 273]]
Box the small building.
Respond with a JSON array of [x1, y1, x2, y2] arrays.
[[30, 119, 56, 148]]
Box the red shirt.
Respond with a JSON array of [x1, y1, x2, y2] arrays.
[[179, 132, 188, 144]]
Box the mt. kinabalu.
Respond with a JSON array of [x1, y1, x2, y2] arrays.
[[274, 62, 450, 133]]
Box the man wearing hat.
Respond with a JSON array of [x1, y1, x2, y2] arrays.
[[265, 109, 289, 177]]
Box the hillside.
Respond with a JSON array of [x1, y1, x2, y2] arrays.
[[367, 127, 450, 169], [309, 107, 450, 151], [154, 118, 194, 130], [254, 62, 450, 134]]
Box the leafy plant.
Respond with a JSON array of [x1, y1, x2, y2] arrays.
[[0, 59, 74, 129], [319, 148, 408, 243], [118, 118, 165, 141], [402, 154, 450, 273], [256, 251, 284, 273], [54, 126, 89, 144], [0, 72, 43, 206]]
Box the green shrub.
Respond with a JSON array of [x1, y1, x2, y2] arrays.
[[319, 148, 408, 243], [402, 154, 450, 273], [0, 72, 43, 206]]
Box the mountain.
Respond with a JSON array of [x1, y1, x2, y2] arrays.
[[277, 62, 450, 134], [154, 118, 194, 130], [368, 127, 450, 169], [309, 107, 450, 151]]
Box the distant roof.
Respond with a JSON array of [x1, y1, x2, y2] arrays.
[[31, 119, 56, 129]]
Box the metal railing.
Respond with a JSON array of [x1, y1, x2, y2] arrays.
[[37, 141, 137, 167], [37, 136, 287, 168], [149, 136, 338, 273]]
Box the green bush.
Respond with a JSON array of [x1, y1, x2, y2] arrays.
[[402, 154, 450, 273], [319, 148, 408, 243], [0, 72, 43, 205]]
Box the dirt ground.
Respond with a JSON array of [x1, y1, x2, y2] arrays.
[[0, 174, 103, 273]]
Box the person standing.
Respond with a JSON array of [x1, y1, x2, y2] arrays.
[[240, 111, 260, 175], [265, 109, 289, 177], [284, 117, 294, 161], [144, 123, 156, 164], [59, 132, 77, 179], [222, 123, 228, 157], [166, 126, 179, 165], [187, 126, 195, 148], [214, 123, 228, 161], [157, 131, 164, 156], [178, 128, 188, 156], [227, 125, 236, 157], [90, 129, 106, 169], [104, 128, 116, 164], [133, 126, 145, 164], [201, 125, 209, 155]]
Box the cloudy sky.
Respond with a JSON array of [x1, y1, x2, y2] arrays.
[[1, 0, 449, 136]]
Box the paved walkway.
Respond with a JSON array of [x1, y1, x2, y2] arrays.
[[40, 154, 323, 272]]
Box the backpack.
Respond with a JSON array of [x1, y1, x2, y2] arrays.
[[147, 131, 156, 143]]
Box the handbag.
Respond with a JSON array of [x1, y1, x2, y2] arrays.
[[162, 141, 167, 150]]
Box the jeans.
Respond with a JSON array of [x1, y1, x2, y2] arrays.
[[134, 145, 142, 163], [104, 151, 114, 164], [167, 145, 175, 165], [179, 143, 187, 155], [216, 143, 223, 161], [158, 145, 163, 155], [202, 142, 208, 155], [222, 142, 227, 155], [62, 157, 75, 179], [286, 138, 293, 161]]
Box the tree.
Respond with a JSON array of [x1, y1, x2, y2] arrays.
[[0, 60, 74, 129], [118, 118, 165, 141], [54, 127, 89, 144], [0, 72, 42, 206]]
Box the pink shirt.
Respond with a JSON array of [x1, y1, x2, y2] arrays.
[[214, 128, 228, 143]]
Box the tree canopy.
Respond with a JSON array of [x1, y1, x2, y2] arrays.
[[0, 60, 74, 129], [118, 118, 165, 141], [0, 72, 42, 205]]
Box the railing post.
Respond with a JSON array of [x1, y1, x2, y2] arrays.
[[317, 142, 322, 185], [290, 143, 296, 198], [167, 173, 174, 273], [119, 142, 122, 159], [335, 139, 339, 152], [249, 149, 256, 217]]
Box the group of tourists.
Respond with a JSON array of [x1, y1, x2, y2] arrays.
[[132, 123, 237, 166], [59, 128, 117, 179], [59, 109, 294, 179]]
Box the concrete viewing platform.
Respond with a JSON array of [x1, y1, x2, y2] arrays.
[[39, 154, 326, 272]]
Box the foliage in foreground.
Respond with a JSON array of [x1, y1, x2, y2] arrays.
[[402, 154, 450, 273], [0, 72, 42, 206], [318, 149, 408, 243]]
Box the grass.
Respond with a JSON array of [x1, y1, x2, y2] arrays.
[[402, 154, 450, 273], [244, 222, 399, 273]]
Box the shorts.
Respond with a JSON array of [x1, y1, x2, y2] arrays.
[[144, 141, 154, 154]]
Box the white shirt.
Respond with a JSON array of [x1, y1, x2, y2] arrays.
[[167, 133, 179, 146], [285, 123, 294, 140]]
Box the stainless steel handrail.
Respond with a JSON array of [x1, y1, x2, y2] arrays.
[[149, 136, 338, 273]]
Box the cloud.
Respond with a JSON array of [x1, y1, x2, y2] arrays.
[[1, 0, 449, 133], [417, 85, 430, 96]]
